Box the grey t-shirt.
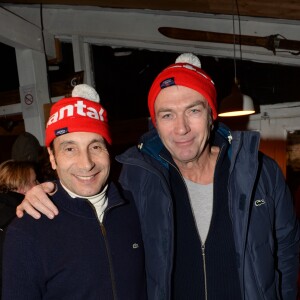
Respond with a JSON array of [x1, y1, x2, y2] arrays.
[[184, 178, 213, 244]]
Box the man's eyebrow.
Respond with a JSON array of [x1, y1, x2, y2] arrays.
[[89, 138, 106, 145], [186, 100, 206, 109], [59, 140, 76, 146], [157, 100, 206, 113], [56, 140, 76, 150], [156, 107, 172, 113]]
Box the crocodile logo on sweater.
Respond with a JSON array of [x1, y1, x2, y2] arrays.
[[132, 243, 139, 249], [255, 199, 266, 207]]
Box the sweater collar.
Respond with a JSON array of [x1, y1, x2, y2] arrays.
[[52, 181, 124, 218], [60, 182, 108, 222]]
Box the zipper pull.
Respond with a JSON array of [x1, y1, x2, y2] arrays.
[[100, 223, 106, 236]]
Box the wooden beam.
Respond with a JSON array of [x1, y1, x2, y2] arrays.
[[158, 27, 300, 53], [0, 7, 57, 59], [2, 0, 300, 21]]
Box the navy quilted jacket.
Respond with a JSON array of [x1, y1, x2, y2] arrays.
[[116, 124, 300, 300]]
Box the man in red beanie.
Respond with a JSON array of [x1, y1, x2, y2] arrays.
[[16, 55, 299, 300], [2, 84, 147, 299]]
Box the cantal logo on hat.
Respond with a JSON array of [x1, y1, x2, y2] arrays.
[[47, 100, 105, 127]]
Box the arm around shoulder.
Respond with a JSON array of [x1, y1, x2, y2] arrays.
[[16, 182, 59, 219]]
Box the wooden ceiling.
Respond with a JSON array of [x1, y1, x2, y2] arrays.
[[0, 0, 299, 110], [2, 0, 300, 21]]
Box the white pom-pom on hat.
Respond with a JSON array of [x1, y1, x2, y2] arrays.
[[175, 53, 201, 68], [72, 84, 100, 103]]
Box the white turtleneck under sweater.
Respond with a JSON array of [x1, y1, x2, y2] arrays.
[[60, 182, 108, 223]]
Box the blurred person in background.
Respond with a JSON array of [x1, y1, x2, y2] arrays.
[[0, 160, 38, 298], [11, 131, 57, 182]]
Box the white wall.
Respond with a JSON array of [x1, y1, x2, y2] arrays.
[[247, 102, 300, 140]]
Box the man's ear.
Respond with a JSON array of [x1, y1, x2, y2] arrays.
[[47, 147, 57, 170]]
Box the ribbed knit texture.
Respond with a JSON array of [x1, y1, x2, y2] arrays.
[[170, 147, 242, 299]]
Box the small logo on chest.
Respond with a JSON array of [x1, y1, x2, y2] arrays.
[[255, 199, 266, 207], [132, 243, 139, 249]]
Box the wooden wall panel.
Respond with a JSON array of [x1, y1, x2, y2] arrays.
[[259, 139, 286, 177]]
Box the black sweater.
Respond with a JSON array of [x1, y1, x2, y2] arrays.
[[169, 146, 242, 299], [0, 191, 24, 300], [2, 182, 147, 300]]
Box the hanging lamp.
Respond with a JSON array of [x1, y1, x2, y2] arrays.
[[218, 0, 255, 117], [218, 78, 255, 117]]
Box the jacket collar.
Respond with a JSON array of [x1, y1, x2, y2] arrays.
[[52, 181, 125, 218], [138, 122, 233, 168]]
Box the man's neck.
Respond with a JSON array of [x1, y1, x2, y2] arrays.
[[176, 146, 220, 184]]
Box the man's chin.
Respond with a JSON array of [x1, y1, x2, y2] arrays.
[[71, 185, 101, 198], [174, 151, 196, 161], [77, 190, 100, 198]]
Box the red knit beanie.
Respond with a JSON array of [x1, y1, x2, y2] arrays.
[[45, 84, 111, 147], [148, 53, 217, 126]]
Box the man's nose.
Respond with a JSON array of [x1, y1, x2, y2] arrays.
[[78, 151, 95, 170], [174, 115, 190, 135]]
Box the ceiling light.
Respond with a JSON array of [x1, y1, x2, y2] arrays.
[[218, 0, 255, 118], [218, 79, 255, 117]]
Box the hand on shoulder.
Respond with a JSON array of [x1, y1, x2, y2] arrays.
[[16, 182, 59, 219]]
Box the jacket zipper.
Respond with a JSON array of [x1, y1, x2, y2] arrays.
[[100, 223, 118, 300], [165, 159, 210, 300], [88, 201, 120, 300], [201, 244, 208, 300], [163, 145, 225, 300]]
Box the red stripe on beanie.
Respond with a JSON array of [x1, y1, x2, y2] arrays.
[[148, 62, 217, 126]]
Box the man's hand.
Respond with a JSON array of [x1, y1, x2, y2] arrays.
[[16, 182, 59, 219]]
